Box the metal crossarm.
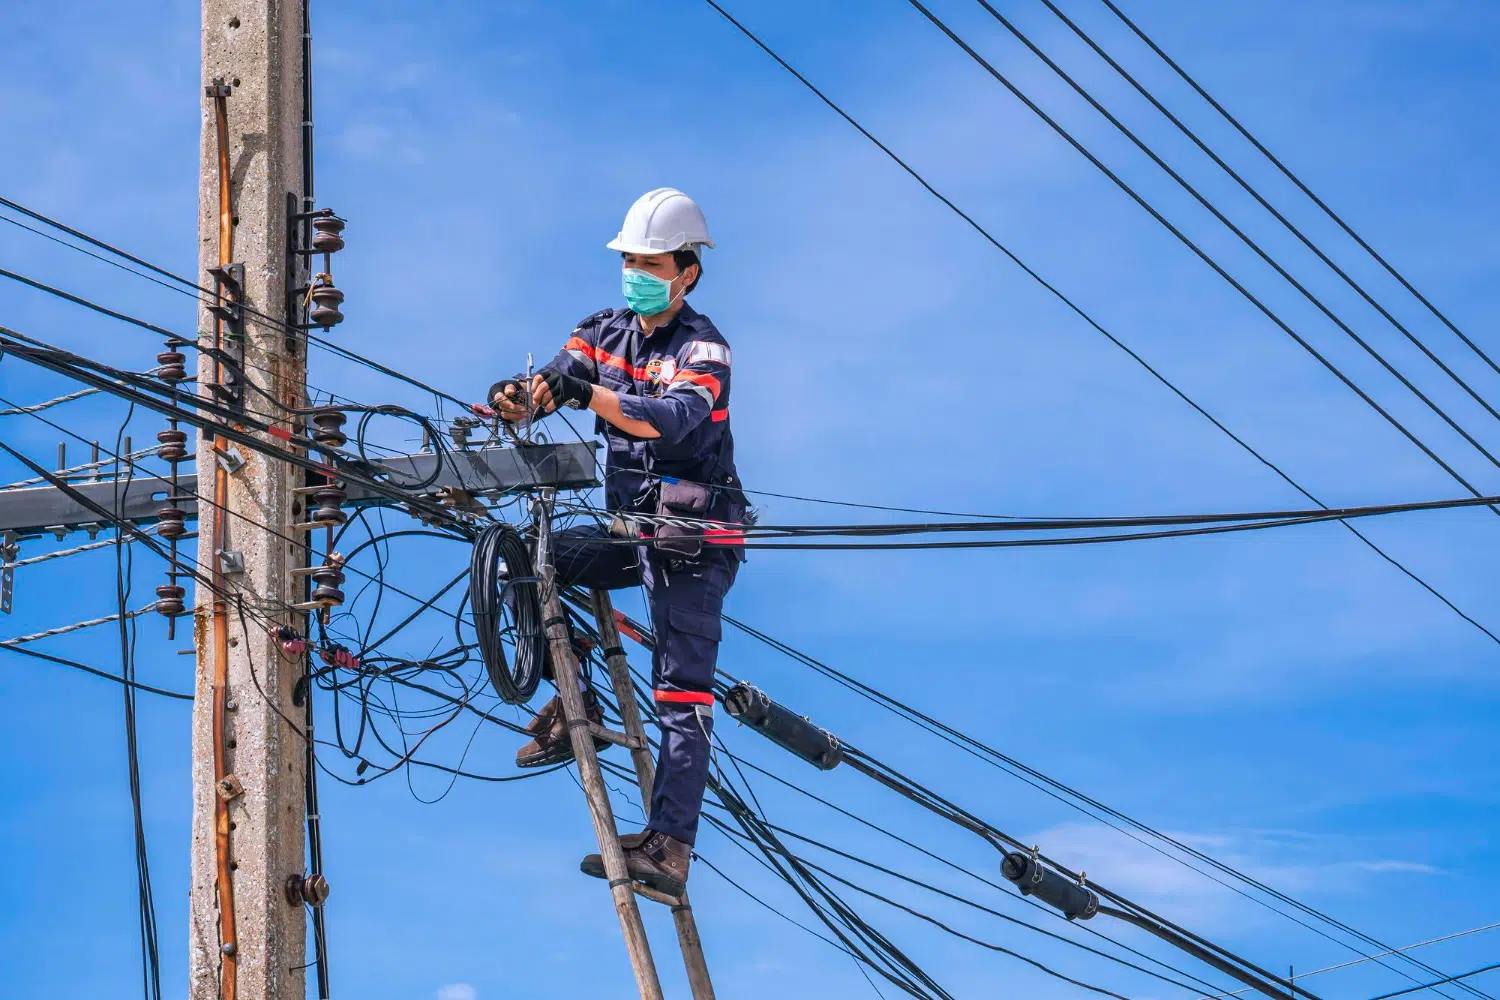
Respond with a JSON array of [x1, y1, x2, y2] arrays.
[[0, 440, 597, 538]]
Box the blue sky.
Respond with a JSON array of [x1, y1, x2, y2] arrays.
[[1, 1, 1497, 997]]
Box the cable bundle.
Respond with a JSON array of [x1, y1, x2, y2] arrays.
[[469, 523, 544, 704]]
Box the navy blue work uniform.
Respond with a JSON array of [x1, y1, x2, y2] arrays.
[[544, 302, 744, 845]]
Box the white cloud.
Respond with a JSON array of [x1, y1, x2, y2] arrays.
[[1025, 820, 1442, 930], [436, 984, 477, 1000], [1351, 860, 1443, 875]]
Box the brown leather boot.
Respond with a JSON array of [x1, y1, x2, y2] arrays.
[[514, 690, 606, 768], [580, 829, 691, 897]]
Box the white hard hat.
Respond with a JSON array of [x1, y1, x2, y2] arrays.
[[606, 187, 714, 256]]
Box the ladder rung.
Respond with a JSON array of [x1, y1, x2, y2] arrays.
[[631, 882, 684, 908], [589, 721, 644, 751]]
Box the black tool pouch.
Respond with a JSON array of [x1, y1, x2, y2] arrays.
[[653, 480, 711, 559]]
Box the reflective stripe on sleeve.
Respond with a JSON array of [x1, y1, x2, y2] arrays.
[[669, 380, 715, 406], [671, 369, 722, 401]]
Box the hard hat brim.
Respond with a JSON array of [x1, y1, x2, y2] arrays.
[[606, 236, 715, 255]]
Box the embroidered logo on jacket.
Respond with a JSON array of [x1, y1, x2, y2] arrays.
[[645, 358, 678, 385]]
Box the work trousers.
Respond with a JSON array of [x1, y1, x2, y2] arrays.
[[550, 523, 738, 845]]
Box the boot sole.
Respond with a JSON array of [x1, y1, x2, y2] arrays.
[[579, 857, 685, 898], [516, 739, 610, 770]]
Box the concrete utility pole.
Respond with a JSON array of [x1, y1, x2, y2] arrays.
[[188, 3, 310, 999]]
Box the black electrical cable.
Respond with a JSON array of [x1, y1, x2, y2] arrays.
[[0, 642, 192, 699], [1034, 0, 1500, 422], [1368, 963, 1500, 1000], [0, 193, 472, 410], [705, 804, 1139, 999], [596, 656, 1200, 999], [0, 393, 475, 630], [108, 401, 162, 1000], [906, 0, 1500, 517], [1097, 0, 1500, 380], [351, 405, 451, 491], [717, 747, 1230, 995], [0, 265, 350, 419], [962, 0, 1500, 463], [722, 510, 1480, 550], [697, 0, 1497, 645], [717, 611, 1449, 993], [0, 327, 473, 532], [838, 747, 1322, 1000], [469, 523, 545, 703]]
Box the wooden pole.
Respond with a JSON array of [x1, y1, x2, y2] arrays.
[[533, 493, 664, 1000], [591, 588, 717, 1000]]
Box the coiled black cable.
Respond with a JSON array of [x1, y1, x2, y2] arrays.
[[353, 404, 448, 491], [469, 523, 544, 703]]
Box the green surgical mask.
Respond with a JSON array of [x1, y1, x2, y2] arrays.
[[622, 267, 678, 316]]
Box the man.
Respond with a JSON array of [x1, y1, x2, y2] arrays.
[[476, 188, 745, 896]]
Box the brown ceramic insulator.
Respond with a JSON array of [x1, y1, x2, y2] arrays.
[[311, 564, 346, 606], [309, 283, 344, 328], [311, 216, 345, 254], [312, 484, 347, 525], [157, 505, 187, 540], [157, 427, 189, 463], [156, 350, 187, 382], [310, 409, 347, 450], [155, 584, 185, 616]]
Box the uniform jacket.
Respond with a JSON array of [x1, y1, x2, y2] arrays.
[[545, 303, 745, 525]]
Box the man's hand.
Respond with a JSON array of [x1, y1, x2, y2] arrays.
[[482, 378, 533, 423], [537, 368, 593, 411]]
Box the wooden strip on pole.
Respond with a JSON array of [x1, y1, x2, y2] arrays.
[[591, 588, 717, 1000], [533, 496, 664, 1000]]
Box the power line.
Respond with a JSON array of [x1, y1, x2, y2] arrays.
[[1096, 0, 1500, 380], [908, 0, 1500, 516], [1370, 963, 1500, 1000], [1210, 919, 1500, 998], [715, 611, 1467, 996], [0, 194, 471, 411], [965, 0, 1500, 458], [1034, 0, 1500, 422], [698, 0, 1496, 645]]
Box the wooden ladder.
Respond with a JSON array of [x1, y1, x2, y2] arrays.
[[533, 494, 716, 1000]]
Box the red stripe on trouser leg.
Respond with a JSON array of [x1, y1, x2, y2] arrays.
[[654, 689, 715, 705], [710, 408, 729, 422]]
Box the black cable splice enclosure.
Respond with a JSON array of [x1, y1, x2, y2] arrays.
[[724, 682, 843, 770], [1001, 852, 1099, 920]]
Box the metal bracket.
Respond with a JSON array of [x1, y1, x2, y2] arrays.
[[206, 261, 248, 414], [216, 446, 245, 474], [218, 549, 246, 575], [0, 530, 18, 614], [207, 263, 245, 332], [284, 191, 305, 353]]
